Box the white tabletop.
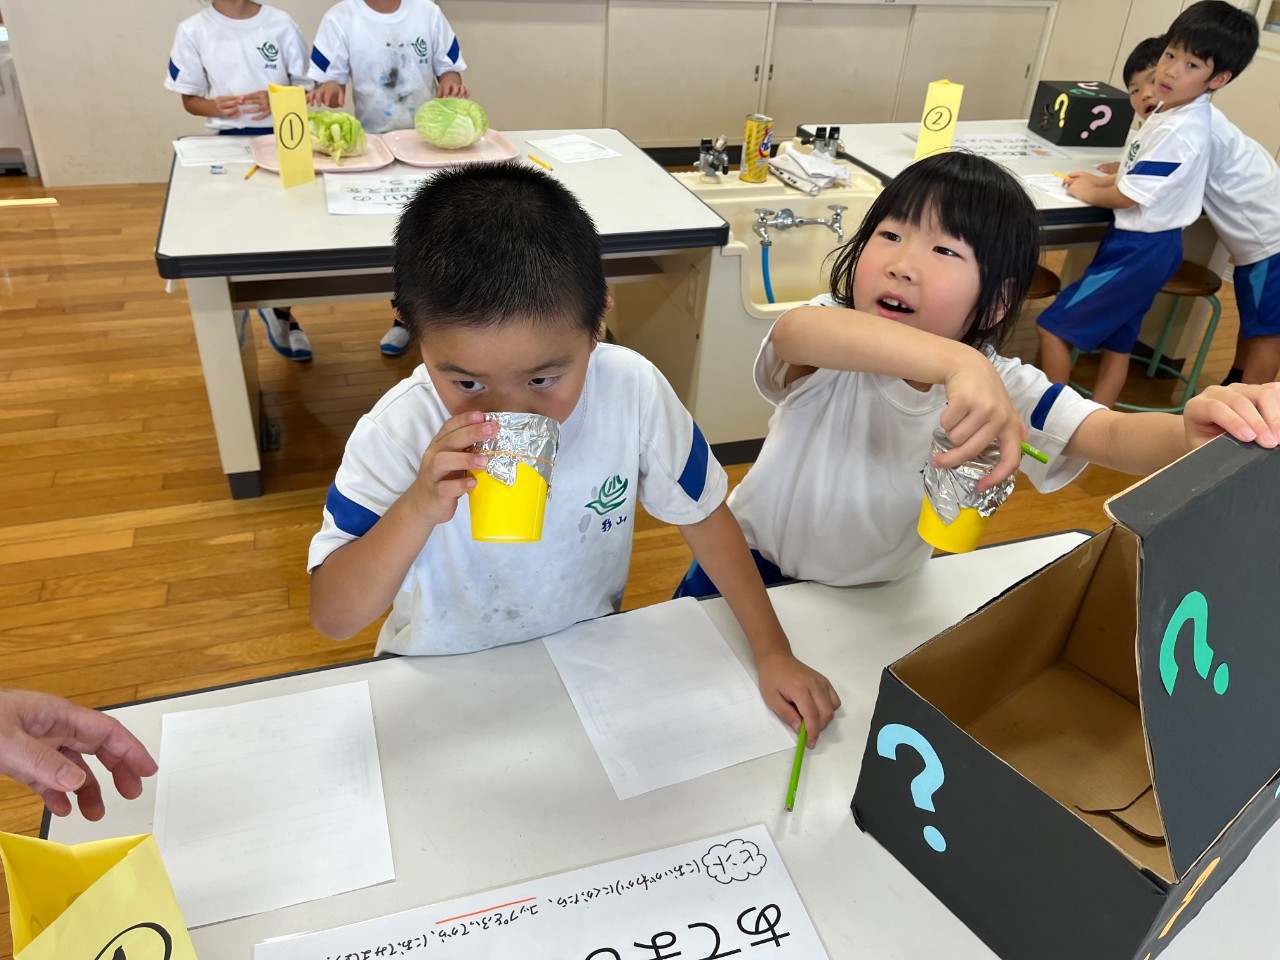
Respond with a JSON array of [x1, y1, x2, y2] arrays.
[[800, 119, 1123, 224], [156, 128, 727, 279], [43, 532, 1280, 959]]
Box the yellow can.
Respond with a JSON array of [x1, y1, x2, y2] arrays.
[[740, 113, 774, 183]]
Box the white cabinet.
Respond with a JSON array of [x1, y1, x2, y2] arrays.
[[1211, 50, 1280, 157], [896, 5, 1051, 122], [439, 0, 608, 131], [605, 1, 771, 147], [764, 3, 912, 137]]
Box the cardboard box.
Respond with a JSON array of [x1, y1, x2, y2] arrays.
[[853, 437, 1280, 960], [1028, 80, 1135, 148]]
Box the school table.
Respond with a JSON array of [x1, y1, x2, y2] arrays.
[[156, 128, 728, 500], [42, 532, 1280, 959]]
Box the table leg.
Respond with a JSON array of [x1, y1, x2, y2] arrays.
[[186, 276, 264, 499]]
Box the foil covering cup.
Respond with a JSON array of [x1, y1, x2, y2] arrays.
[[472, 412, 560, 492], [921, 427, 1016, 525]]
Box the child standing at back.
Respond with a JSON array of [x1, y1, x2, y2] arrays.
[[676, 152, 1280, 597], [165, 0, 314, 363], [307, 0, 469, 357], [1035, 18, 1244, 408], [307, 163, 840, 744]]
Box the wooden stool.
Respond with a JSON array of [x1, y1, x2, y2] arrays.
[[1072, 261, 1222, 413], [1026, 264, 1061, 301]]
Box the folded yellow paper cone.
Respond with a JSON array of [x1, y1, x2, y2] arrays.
[[0, 832, 196, 960]]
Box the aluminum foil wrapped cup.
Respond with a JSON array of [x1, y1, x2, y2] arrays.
[[467, 412, 560, 543], [917, 427, 1016, 553]]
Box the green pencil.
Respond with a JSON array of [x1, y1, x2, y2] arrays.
[[784, 721, 808, 812], [1020, 441, 1049, 464]]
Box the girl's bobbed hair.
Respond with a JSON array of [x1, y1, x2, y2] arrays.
[[829, 151, 1041, 351]]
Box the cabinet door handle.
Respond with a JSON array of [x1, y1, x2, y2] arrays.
[[754, 64, 760, 82], [768, 64, 774, 81]]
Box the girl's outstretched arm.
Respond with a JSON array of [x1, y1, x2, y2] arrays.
[[770, 306, 1027, 484]]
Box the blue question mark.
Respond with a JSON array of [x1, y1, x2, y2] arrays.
[[1159, 590, 1228, 697], [876, 723, 947, 852]]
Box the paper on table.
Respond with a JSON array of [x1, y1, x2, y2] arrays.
[[324, 172, 435, 215], [152, 681, 395, 927], [1022, 173, 1089, 206], [254, 823, 828, 960], [543, 597, 793, 799], [172, 137, 254, 167], [525, 134, 621, 164]]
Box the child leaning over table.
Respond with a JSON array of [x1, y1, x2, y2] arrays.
[[307, 162, 839, 744], [306, 0, 470, 357], [1035, 14, 1245, 408], [165, 0, 314, 363]]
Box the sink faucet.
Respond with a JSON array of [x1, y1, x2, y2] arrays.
[[696, 135, 730, 180], [754, 204, 847, 245]]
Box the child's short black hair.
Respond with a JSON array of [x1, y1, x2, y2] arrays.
[[828, 151, 1040, 351], [393, 162, 608, 340], [1124, 36, 1167, 86], [1164, 0, 1259, 80]]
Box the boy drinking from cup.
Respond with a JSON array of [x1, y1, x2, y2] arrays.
[[308, 163, 839, 743]]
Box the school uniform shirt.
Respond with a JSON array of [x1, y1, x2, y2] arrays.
[[1204, 105, 1280, 268], [307, 0, 466, 134], [1114, 93, 1212, 233], [309, 344, 726, 656], [728, 297, 1104, 587], [165, 4, 310, 132]]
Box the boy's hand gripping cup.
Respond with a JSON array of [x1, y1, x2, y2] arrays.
[[467, 412, 560, 543], [917, 427, 1016, 553]]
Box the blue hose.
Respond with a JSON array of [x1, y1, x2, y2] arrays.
[[761, 244, 776, 304]]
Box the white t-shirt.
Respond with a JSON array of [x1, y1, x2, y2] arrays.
[[307, 0, 467, 133], [727, 300, 1104, 587], [1203, 105, 1280, 267], [309, 344, 727, 656], [1114, 93, 1212, 233], [165, 4, 310, 132]]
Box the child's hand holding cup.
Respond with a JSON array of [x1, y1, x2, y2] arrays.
[[917, 427, 1016, 553], [467, 412, 560, 542]]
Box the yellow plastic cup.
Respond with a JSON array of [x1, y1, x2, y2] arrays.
[[468, 461, 549, 542], [917, 495, 989, 554]]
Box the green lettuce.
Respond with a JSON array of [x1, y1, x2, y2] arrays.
[[414, 98, 489, 150], [308, 110, 367, 165]]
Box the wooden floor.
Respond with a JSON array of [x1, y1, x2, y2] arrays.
[[0, 174, 1243, 957]]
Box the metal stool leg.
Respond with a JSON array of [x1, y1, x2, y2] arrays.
[[1178, 293, 1221, 405]]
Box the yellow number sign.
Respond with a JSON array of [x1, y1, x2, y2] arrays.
[[268, 83, 315, 189], [915, 79, 965, 160]]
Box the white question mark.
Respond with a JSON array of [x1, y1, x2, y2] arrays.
[[876, 722, 947, 852], [1081, 104, 1112, 139]]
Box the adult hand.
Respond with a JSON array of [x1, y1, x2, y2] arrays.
[[0, 689, 157, 820]]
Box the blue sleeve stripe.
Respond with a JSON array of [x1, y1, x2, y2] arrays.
[[168, 58, 179, 81], [1128, 160, 1179, 178], [325, 482, 381, 537], [311, 47, 331, 73], [446, 37, 461, 64], [676, 422, 710, 502], [1030, 382, 1065, 431]]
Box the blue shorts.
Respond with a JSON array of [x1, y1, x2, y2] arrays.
[[672, 550, 791, 600], [1234, 252, 1280, 339], [1036, 225, 1183, 354]]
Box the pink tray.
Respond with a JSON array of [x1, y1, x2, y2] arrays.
[[381, 129, 521, 167], [250, 133, 394, 174]]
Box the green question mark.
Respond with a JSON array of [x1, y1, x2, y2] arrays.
[[1159, 590, 1229, 697]]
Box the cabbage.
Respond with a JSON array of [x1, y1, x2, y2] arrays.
[[308, 110, 366, 165], [414, 98, 489, 150]]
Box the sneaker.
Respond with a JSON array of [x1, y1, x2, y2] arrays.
[[380, 322, 411, 356], [258, 309, 312, 362]]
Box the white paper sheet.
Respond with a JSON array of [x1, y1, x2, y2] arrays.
[[525, 134, 622, 164], [254, 823, 827, 960], [323, 172, 435, 215], [902, 131, 1068, 161], [543, 597, 794, 799], [153, 681, 395, 927], [172, 137, 254, 167], [1021, 173, 1089, 205]]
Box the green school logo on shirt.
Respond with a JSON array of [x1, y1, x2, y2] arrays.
[[257, 42, 281, 63], [412, 37, 430, 59], [585, 475, 628, 515], [1126, 139, 1141, 164]]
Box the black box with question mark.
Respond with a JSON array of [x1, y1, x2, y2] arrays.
[[853, 436, 1280, 960], [1028, 80, 1135, 148]]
